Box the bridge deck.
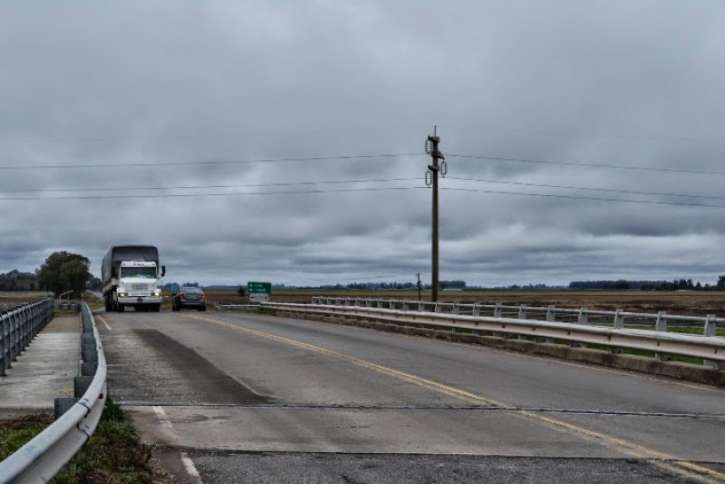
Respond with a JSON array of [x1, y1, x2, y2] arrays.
[[100, 309, 725, 483], [0, 315, 79, 418]]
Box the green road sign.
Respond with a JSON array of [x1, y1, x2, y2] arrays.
[[248, 281, 272, 294]]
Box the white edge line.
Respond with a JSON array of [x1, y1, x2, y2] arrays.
[[96, 315, 112, 331], [181, 452, 202, 480], [151, 406, 203, 483]]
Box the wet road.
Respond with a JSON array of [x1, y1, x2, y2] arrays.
[[98, 309, 725, 483]]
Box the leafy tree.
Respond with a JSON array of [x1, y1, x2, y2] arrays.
[[717, 275, 725, 289], [37, 251, 91, 297]]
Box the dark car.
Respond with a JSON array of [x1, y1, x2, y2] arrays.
[[172, 286, 207, 311]]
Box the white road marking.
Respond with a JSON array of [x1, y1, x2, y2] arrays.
[[152, 405, 203, 483], [96, 315, 112, 331], [181, 452, 202, 480]]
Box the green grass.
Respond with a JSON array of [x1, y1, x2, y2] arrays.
[[0, 414, 52, 460], [0, 400, 152, 483], [54, 399, 152, 483], [667, 326, 725, 337]]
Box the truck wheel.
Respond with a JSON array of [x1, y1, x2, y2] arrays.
[[154, 304, 161, 312], [117, 303, 125, 313]]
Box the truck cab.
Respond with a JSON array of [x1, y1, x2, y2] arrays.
[[102, 245, 165, 313], [113, 261, 163, 312]]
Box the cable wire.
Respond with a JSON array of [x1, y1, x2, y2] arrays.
[[448, 153, 725, 176], [0, 186, 428, 201], [442, 187, 725, 209], [0, 153, 423, 170], [447, 176, 725, 201], [1, 177, 421, 194]]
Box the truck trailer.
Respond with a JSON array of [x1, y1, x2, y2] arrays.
[[102, 245, 165, 312]]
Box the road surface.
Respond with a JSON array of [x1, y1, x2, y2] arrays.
[[97, 309, 725, 483]]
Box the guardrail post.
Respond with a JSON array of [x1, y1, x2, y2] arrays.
[[655, 312, 667, 332], [0, 316, 6, 376], [54, 397, 78, 420], [654, 312, 671, 361], [418, 302, 424, 312], [578, 309, 588, 324], [518, 305, 527, 319], [614, 310, 624, 329], [703, 315, 723, 370], [472, 304, 480, 317], [494, 303, 502, 318], [10, 312, 19, 362], [434, 303, 440, 313], [704, 314, 717, 337], [452, 303, 459, 315], [545, 306, 555, 321]]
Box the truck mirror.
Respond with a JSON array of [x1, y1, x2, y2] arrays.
[[161, 265, 166, 277]]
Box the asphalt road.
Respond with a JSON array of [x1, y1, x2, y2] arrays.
[[97, 309, 725, 483]]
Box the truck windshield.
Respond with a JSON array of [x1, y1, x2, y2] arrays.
[[121, 267, 157, 279]]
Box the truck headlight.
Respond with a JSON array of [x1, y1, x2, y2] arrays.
[[154, 289, 162, 297], [118, 291, 127, 297]]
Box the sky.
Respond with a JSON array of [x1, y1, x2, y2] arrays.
[[1, 0, 725, 287]]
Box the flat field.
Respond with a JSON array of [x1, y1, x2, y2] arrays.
[[0, 291, 51, 312], [204, 288, 725, 317]]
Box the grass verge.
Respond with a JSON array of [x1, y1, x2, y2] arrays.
[[0, 399, 153, 483]]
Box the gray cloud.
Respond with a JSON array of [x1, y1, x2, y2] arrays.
[[1, 1, 725, 286]]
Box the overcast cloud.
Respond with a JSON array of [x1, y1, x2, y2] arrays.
[[1, 0, 725, 286]]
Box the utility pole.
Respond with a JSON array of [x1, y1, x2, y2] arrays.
[[426, 126, 445, 302], [416, 272, 422, 301]]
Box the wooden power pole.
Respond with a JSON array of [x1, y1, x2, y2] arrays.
[[426, 127, 445, 302]]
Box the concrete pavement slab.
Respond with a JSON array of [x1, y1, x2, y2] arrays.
[[0, 316, 79, 416]]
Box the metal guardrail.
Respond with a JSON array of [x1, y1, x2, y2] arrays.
[[0, 303, 107, 484], [0, 299, 54, 377], [311, 297, 722, 335], [215, 303, 260, 310], [267, 301, 725, 370]]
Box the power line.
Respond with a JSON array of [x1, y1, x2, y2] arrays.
[[0, 177, 421, 194], [447, 176, 725, 201], [442, 187, 725, 209], [0, 186, 428, 201], [0, 153, 421, 170], [0, 153, 423, 170], [448, 153, 725, 176]]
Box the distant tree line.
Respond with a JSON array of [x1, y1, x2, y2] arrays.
[[569, 277, 725, 291], [313, 280, 467, 290], [1, 251, 93, 297], [0, 270, 38, 291]]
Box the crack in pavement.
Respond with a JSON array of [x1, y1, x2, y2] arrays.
[[119, 401, 725, 421]]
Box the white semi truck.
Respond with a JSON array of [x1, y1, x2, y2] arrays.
[[102, 245, 165, 312]]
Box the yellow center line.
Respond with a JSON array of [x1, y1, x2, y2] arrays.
[[189, 313, 725, 483]]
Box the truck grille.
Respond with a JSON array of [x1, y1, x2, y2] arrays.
[[131, 284, 149, 291]]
